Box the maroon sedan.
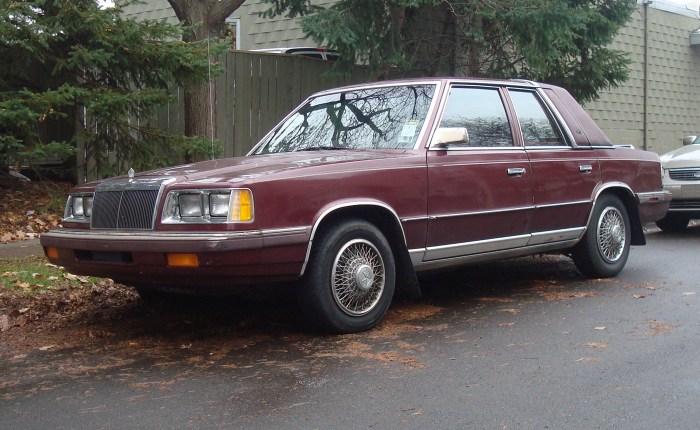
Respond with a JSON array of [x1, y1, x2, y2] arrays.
[[42, 78, 671, 333]]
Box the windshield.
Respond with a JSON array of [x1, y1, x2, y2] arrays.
[[252, 85, 436, 154]]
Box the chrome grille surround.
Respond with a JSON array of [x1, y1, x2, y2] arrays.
[[90, 177, 171, 230], [668, 168, 700, 181]]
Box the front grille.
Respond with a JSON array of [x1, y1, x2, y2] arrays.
[[92, 190, 159, 229], [669, 200, 700, 210], [90, 177, 166, 230], [669, 168, 700, 181]]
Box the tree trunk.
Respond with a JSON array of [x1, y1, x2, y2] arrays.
[[184, 82, 215, 162], [167, 0, 246, 162]]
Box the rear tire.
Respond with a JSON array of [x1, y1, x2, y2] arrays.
[[655, 213, 690, 232], [572, 195, 631, 278], [298, 219, 395, 334]]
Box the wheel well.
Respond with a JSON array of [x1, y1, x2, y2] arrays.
[[598, 188, 645, 246], [311, 206, 421, 299]]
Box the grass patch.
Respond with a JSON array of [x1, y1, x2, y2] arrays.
[[1, 255, 102, 294]]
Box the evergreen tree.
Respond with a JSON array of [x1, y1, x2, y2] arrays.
[[264, 0, 636, 102], [0, 0, 224, 181]]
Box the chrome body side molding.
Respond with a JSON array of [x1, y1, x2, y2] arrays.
[[408, 227, 585, 268], [411, 239, 580, 272], [423, 234, 531, 261]]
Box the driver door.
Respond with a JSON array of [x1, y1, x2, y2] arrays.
[[425, 85, 534, 261]]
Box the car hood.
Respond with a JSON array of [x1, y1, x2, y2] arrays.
[[116, 150, 415, 186], [660, 145, 700, 169]]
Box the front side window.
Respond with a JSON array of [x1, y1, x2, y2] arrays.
[[253, 85, 436, 154], [509, 90, 567, 147], [438, 87, 514, 148]]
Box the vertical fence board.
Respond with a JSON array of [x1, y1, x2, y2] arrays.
[[152, 52, 370, 163], [249, 55, 263, 152], [221, 53, 236, 158], [232, 53, 252, 157], [257, 56, 276, 152]]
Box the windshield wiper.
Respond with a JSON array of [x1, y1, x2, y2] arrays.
[[295, 145, 347, 152]]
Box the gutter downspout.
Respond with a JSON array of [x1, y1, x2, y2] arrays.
[[643, 0, 651, 151]]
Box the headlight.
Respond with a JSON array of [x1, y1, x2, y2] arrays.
[[178, 193, 204, 217], [64, 194, 94, 222], [209, 193, 231, 217], [161, 189, 254, 224]]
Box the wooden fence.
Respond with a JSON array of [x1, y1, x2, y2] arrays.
[[153, 51, 372, 159]]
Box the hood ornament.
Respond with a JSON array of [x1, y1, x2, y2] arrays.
[[128, 168, 135, 179]]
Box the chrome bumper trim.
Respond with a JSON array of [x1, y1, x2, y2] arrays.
[[41, 229, 262, 242], [637, 190, 672, 205]]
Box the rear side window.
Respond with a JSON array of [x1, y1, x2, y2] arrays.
[[509, 90, 567, 147], [438, 87, 513, 147]]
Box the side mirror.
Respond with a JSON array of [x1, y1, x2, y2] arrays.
[[431, 127, 470, 148], [682, 135, 697, 146]]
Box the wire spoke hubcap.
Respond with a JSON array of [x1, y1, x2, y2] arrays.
[[597, 206, 626, 263], [331, 239, 385, 316]]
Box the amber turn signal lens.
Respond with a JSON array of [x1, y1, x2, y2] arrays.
[[46, 247, 59, 259], [166, 253, 199, 267], [231, 189, 253, 222]]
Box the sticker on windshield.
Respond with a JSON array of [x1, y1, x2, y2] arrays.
[[398, 120, 419, 145]]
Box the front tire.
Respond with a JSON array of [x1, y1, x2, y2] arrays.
[[298, 219, 396, 334], [572, 195, 631, 278], [655, 213, 690, 232]]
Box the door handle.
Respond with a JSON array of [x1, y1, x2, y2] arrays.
[[507, 167, 526, 177], [579, 165, 593, 174]]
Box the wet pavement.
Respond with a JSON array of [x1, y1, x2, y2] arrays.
[[1, 226, 699, 429]]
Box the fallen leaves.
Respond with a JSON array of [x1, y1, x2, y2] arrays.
[[528, 282, 597, 301], [580, 343, 608, 349], [0, 255, 139, 335], [477, 297, 514, 303], [1, 259, 94, 293], [0, 181, 70, 243], [644, 320, 680, 336]]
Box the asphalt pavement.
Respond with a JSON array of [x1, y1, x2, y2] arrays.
[[1, 226, 699, 429], [0, 238, 43, 259]]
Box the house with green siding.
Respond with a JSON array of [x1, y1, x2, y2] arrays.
[[120, 0, 700, 155]]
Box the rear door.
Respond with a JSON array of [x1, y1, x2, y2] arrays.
[[507, 89, 600, 245], [424, 85, 534, 261]]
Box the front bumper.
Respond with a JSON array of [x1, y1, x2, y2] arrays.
[[661, 182, 700, 214], [40, 227, 310, 287]]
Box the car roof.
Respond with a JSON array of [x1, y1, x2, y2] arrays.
[[310, 78, 541, 96]]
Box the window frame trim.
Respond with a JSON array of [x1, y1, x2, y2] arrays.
[[505, 88, 576, 150], [427, 84, 520, 151], [250, 81, 444, 154]]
